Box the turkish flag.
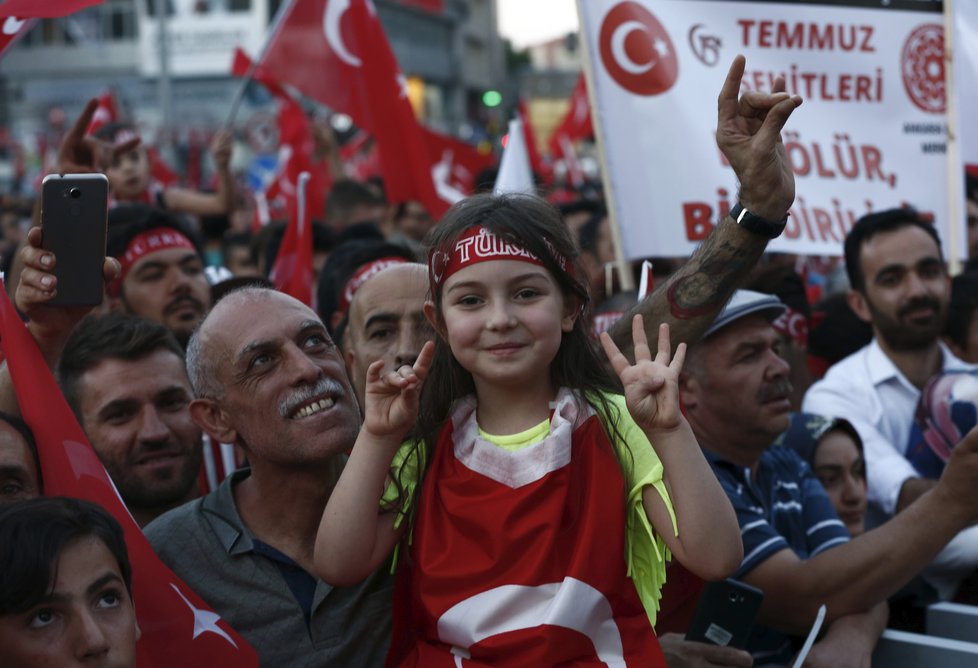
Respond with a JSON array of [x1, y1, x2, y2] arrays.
[[259, 0, 448, 217], [232, 48, 330, 222], [85, 90, 119, 136], [0, 0, 103, 18], [423, 128, 495, 203], [270, 172, 315, 306], [0, 286, 259, 667], [0, 17, 35, 59], [548, 73, 593, 154]]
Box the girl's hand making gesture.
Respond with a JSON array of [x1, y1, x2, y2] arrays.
[[600, 316, 686, 434], [362, 341, 436, 439]]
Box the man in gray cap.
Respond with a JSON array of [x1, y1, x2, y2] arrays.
[[680, 290, 978, 665]]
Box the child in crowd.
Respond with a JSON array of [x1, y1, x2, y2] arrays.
[[94, 122, 235, 217], [314, 193, 741, 666]]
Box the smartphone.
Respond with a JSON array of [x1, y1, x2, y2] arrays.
[[685, 578, 764, 649], [40, 173, 109, 306]]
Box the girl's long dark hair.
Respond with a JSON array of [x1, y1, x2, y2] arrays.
[[386, 193, 628, 526]]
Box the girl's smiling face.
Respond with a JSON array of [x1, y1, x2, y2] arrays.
[[432, 260, 577, 397]]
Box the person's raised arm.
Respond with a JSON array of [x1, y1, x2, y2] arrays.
[[609, 55, 802, 362], [601, 317, 742, 581], [314, 341, 434, 586], [162, 129, 236, 217], [0, 228, 119, 415], [741, 426, 978, 634]]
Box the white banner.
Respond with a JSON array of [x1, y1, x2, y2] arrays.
[[579, 0, 948, 258], [137, 0, 267, 77]]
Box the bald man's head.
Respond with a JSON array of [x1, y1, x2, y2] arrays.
[[344, 264, 432, 405]]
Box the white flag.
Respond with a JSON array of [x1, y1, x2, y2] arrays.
[[494, 119, 535, 196]]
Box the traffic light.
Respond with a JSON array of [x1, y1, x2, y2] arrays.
[[482, 90, 502, 108]]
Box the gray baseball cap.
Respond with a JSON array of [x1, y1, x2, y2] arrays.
[[703, 289, 787, 339]]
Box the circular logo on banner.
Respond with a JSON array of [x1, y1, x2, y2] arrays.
[[901, 24, 945, 114], [599, 2, 678, 96]]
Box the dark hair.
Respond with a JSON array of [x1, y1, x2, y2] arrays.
[[577, 209, 608, 255], [0, 497, 132, 614], [946, 272, 978, 351], [58, 312, 185, 419], [93, 121, 136, 144], [395, 193, 624, 519], [0, 410, 41, 493], [325, 179, 387, 226], [107, 204, 205, 261], [966, 171, 978, 203], [844, 207, 942, 292]]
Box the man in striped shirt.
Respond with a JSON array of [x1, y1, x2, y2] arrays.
[[681, 290, 978, 665]]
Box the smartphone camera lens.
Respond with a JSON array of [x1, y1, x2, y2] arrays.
[[69, 187, 82, 199]]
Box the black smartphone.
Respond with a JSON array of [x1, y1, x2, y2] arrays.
[[685, 578, 764, 649], [40, 173, 109, 306]]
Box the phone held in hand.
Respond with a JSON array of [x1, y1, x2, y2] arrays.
[[685, 578, 764, 649], [40, 173, 109, 306]]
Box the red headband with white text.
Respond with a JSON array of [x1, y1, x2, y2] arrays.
[[428, 226, 570, 292], [108, 227, 196, 298]]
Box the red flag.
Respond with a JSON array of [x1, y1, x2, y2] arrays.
[[548, 73, 593, 187], [0, 287, 259, 667], [517, 98, 547, 180], [259, 0, 448, 217], [548, 73, 593, 154], [232, 48, 329, 221], [423, 128, 495, 203], [85, 89, 119, 136], [270, 172, 315, 306], [0, 17, 35, 59], [147, 147, 179, 188], [0, 0, 103, 18]]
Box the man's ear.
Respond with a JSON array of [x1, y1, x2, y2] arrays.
[[423, 300, 446, 338], [846, 289, 873, 324], [189, 398, 237, 445]]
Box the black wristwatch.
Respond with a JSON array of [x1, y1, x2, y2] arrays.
[[729, 202, 788, 239]]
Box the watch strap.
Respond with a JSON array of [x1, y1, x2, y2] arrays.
[[730, 202, 788, 239]]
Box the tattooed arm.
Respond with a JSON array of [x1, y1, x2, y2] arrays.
[[609, 55, 802, 360]]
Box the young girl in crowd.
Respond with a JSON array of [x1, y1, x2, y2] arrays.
[[314, 194, 741, 666]]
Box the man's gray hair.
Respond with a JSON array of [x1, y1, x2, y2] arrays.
[[185, 285, 276, 400]]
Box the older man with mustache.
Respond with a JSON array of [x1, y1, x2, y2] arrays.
[[681, 289, 978, 667], [804, 207, 978, 603]]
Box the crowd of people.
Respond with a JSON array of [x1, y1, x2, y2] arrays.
[[2, 53, 978, 668]]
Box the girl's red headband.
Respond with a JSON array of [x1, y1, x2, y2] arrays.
[[428, 226, 570, 291]]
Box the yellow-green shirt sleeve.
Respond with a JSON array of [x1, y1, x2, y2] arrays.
[[595, 392, 678, 629]]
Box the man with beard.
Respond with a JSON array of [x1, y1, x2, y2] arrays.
[[803, 207, 978, 600], [58, 313, 203, 527], [682, 289, 978, 665], [106, 205, 211, 348]]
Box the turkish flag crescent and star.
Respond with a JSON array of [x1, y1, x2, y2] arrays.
[[259, 0, 449, 217], [0, 286, 259, 667]]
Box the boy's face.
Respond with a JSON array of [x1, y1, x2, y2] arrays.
[[106, 147, 150, 201], [0, 536, 140, 667]]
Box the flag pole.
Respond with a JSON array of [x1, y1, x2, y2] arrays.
[[224, 0, 295, 129], [297, 170, 311, 236], [573, 0, 634, 291], [944, 0, 962, 275]]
